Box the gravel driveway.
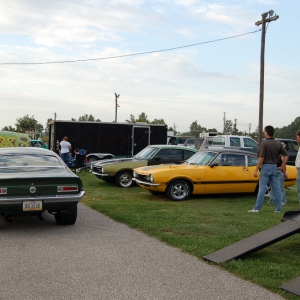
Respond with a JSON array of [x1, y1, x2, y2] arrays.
[[0, 203, 283, 300]]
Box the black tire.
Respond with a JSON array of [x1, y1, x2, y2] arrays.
[[166, 179, 191, 201], [115, 171, 135, 188], [55, 205, 77, 225]]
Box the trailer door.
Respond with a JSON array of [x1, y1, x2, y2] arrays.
[[132, 126, 150, 155]]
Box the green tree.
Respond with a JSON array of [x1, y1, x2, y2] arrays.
[[78, 114, 100, 121], [151, 118, 166, 125], [224, 120, 233, 134], [136, 112, 149, 123], [15, 115, 43, 137], [189, 121, 202, 137], [1, 125, 16, 131]]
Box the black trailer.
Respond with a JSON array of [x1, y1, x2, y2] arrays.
[[48, 121, 167, 157]]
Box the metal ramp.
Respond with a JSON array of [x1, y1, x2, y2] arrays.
[[280, 276, 300, 296], [203, 211, 300, 264]]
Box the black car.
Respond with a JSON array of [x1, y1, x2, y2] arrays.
[[0, 147, 85, 225]]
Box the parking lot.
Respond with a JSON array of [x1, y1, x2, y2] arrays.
[[0, 203, 283, 300]]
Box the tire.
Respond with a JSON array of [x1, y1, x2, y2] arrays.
[[166, 179, 191, 201], [55, 205, 77, 225], [115, 171, 135, 188]]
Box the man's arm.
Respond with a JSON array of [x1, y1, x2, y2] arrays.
[[278, 155, 288, 174], [254, 157, 264, 177]]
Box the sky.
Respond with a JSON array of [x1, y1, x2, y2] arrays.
[[1, 0, 299, 135]]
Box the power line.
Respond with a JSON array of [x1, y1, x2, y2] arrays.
[[0, 30, 260, 65]]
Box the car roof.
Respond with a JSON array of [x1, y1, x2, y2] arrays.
[[200, 148, 256, 155], [274, 138, 297, 142], [146, 145, 198, 151], [0, 147, 56, 155]]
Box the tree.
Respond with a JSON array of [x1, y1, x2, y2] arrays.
[[151, 118, 166, 125], [15, 115, 43, 137], [224, 120, 233, 135], [189, 121, 202, 137], [1, 125, 16, 131], [78, 114, 100, 122], [136, 112, 149, 123]]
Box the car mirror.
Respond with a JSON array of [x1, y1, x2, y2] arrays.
[[210, 163, 218, 168]]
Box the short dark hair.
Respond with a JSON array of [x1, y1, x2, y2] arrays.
[[296, 130, 300, 136], [264, 125, 274, 137]]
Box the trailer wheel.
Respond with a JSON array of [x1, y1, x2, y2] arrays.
[[115, 171, 135, 188], [54, 205, 77, 225]]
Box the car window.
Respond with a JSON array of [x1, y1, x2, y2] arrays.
[[0, 155, 63, 167], [243, 138, 258, 148], [229, 137, 241, 147], [212, 137, 225, 146], [154, 149, 182, 160], [183, 150, 196, 160], [213, 154, 245, 166], [134, 147, 158, 159], [186, 151, 216, 166], [247, 155, 258, 166]]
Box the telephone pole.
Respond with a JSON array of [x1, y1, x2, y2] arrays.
[[114, 93, 120, 122], [223, 112, 226, 134], [255, 10, 279, 145]]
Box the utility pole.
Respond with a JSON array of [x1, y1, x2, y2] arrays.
[[255, 10, 279, 145], [54, 112, 57, 121], [249, 123, 251, 136], [223, 112, 226, 134], [234, 119, 237, 135], [114, 93, 120, 122]]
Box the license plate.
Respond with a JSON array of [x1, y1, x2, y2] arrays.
[[23, 201, 43, 211]]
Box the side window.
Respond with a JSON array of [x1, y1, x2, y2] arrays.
[[243, 138, 258, 148], [285, 142, 292, 152], [183, 150, 196, 160], [213, 154, 245, 166], [247, 155, 258, 166], [154, 149, 182, 160], [229, 137, 241, 147]]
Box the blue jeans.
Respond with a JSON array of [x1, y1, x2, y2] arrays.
[[253, 164, 281, 211], [269, 170, 286, 205], [61, 152, 70, 163], [297, 169, 300, 204]]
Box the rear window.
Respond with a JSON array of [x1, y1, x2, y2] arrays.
[[0, 155, 63, 167]]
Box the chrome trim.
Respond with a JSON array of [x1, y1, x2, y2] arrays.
[[132, 178, 159, 186], [0, 191, 85, 205], [92, 171, 110, 177]]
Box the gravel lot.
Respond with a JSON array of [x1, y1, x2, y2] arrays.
[[0, 203, 284, 300]]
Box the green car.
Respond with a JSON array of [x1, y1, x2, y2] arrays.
[[90, 145, 198, 188], [30, 139, 48, 149], [0, 147, 85, 225]]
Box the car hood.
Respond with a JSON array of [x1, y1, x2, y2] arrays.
[[93, 157, 143, 167], [134, 163, 198, 174]]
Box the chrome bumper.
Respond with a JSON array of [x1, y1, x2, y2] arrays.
[[0, 191, 85, 205], [132, 178, 159, 187]]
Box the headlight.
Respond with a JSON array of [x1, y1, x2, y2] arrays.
[[145, 174, 154, 182]]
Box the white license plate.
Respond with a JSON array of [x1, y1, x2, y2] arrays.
[[23, 201, 43, 211]]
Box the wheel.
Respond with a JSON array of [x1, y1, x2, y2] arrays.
[[55, 205, 77, 225], [166, 179, 191, 201], [115, 171, 135, 188], [88, 156, 99, 163]]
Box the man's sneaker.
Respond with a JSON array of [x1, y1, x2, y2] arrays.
[[248, 209, 259, 213], [274, 210, 281, 213]]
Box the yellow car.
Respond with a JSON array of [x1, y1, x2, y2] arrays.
[[133, 149, 297, 201]]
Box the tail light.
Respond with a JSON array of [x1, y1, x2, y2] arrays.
[[0, 188, 7, 194], [57, 186, 78, 192]]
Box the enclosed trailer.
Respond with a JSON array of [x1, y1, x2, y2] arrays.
[[48, 120, 167, 157]]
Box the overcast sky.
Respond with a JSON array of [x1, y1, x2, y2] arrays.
[[1, 0, 299, 134]]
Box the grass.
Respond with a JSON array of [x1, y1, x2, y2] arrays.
[[81, 172, 300, 299]]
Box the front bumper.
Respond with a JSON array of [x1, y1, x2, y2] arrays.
[[132, 178, 159, 187]]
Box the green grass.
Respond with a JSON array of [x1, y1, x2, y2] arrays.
[[81, 173, 300, 299]]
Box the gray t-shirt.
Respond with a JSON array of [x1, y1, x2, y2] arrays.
[[258, 138, 288, 164]]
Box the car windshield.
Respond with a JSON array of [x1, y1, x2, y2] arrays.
[[0, 155, 63, 167], [134, 147, 158, 160], [185, 151, 216, 166]]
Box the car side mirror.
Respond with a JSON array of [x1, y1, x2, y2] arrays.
[[210, 163, 218, 168]]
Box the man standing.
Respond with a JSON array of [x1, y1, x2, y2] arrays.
[[248, 125, 288, 213], [60, 136, 72, 164], [295, 130, 300, 208]]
